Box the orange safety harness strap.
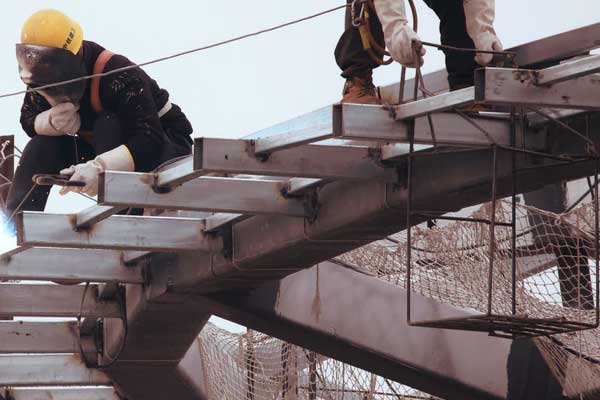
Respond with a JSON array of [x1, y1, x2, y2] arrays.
[[90, 49, 115, 114]]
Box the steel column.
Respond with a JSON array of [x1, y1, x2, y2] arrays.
[[195, 262, 562, 400]]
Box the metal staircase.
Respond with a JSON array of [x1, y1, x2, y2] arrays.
[[2, 23, 600, 399]]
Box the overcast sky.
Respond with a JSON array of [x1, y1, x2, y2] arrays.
[[0, 1, 598, 212]]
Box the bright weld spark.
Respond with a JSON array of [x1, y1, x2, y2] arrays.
[[0, 213, 17, 254]]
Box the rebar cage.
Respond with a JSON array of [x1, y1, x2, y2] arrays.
[[405, 109, 600, 339]]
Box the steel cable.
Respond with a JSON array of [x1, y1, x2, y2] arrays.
[[0, 4, 350, 100]]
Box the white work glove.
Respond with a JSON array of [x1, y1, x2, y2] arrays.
[[59, 145, 135, 196], [34, 103, 81, 136], [373, 0, 426, 68], [464, 0, 503, 66]]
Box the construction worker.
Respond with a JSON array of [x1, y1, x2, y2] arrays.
[[336, 0, 503, 104], [6, 10, 193, 217]]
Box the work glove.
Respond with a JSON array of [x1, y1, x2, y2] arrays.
[[373, 0, 426, 68], [34, 103, 81, 136], [59, 145, 135, 196], [464, 0, 503, 65]]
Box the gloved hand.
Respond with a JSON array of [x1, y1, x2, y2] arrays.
[[34, 103, 81, 136], [373, 0, 426, 68], [464, 0, 503, 65], [59, 145, 135, 196]]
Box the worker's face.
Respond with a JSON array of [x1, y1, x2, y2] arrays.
[[16, 44, 87, 105]]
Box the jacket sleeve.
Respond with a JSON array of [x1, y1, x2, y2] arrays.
[[99, 56, 165, 172], [463, 0, 502, 65], [373, 0, 423, 67], [19, 91, 51, 138]]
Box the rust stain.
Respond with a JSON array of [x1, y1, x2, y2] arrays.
[[140, 173, 155, 185], [512, 69, 535, 84], [310, 264, 322, 322]]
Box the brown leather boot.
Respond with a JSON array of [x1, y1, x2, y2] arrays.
[[341, 73, 381, 105]]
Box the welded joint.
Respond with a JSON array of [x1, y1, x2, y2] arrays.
[[247, 140, 270, 162], [151, 171, 174, 194]]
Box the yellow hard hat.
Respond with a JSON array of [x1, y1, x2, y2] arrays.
[[21, 10, 83, 55]]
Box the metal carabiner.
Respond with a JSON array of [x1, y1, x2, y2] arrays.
[[351, 0, 367, 27]]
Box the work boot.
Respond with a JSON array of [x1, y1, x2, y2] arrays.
[[341, 73, 381, 105]]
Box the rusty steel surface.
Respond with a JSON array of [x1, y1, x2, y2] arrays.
[[194, 261, 565, 400], [104, 113, 600, 399], [93, 27, 600, 400]]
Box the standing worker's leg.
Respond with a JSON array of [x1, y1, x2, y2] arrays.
[[422, 0, 478, 90], [334, 0, 384, 104], [6, 135, 94, 216]]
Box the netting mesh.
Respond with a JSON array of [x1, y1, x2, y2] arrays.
[[338, 201, 598, 333], [198, 322, 439, 400], [337, 200, 600, 397]]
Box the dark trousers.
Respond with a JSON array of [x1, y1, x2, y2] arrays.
[[335, 0, 478, 90], [6, 114, 191, 216]]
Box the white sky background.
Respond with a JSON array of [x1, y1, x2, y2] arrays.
[[0, 2, 598, 331]]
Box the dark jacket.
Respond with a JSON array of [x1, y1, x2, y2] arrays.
[[20, 40, 193, 172]]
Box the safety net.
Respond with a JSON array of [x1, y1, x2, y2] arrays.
[[337, 200, 600, 398], [198, 322, 439, 400]]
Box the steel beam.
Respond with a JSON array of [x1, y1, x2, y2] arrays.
[[393, 87, 474, 120], [0, 284, 120, 318], [511, 23, 600, 67], [285, 178, 323, 195], [169, 112, 600, 295], [252, 106, 333, 154], [0, 355, 110, 386], [76, 205, 126, 230], [99, 172, 307, 217], [3, 388, 118, 400], [379, 23, 600, 104], [101, 27, 600, 400], [381, 143, 430, 162], [0, 321, 79, 354], [194, 138, 397, 181], [0, 248, 142, 283], [196, 262, 562, 400], [335, 103, 511, 146], [154, 157, 203, 188], [535, 54, 600, 86], [475, 67, 600, 110], [17, 212, 222, 253], [204, 213, 249, 233]]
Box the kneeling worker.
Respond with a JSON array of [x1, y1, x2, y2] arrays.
[[7, 9, 193, 216]]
